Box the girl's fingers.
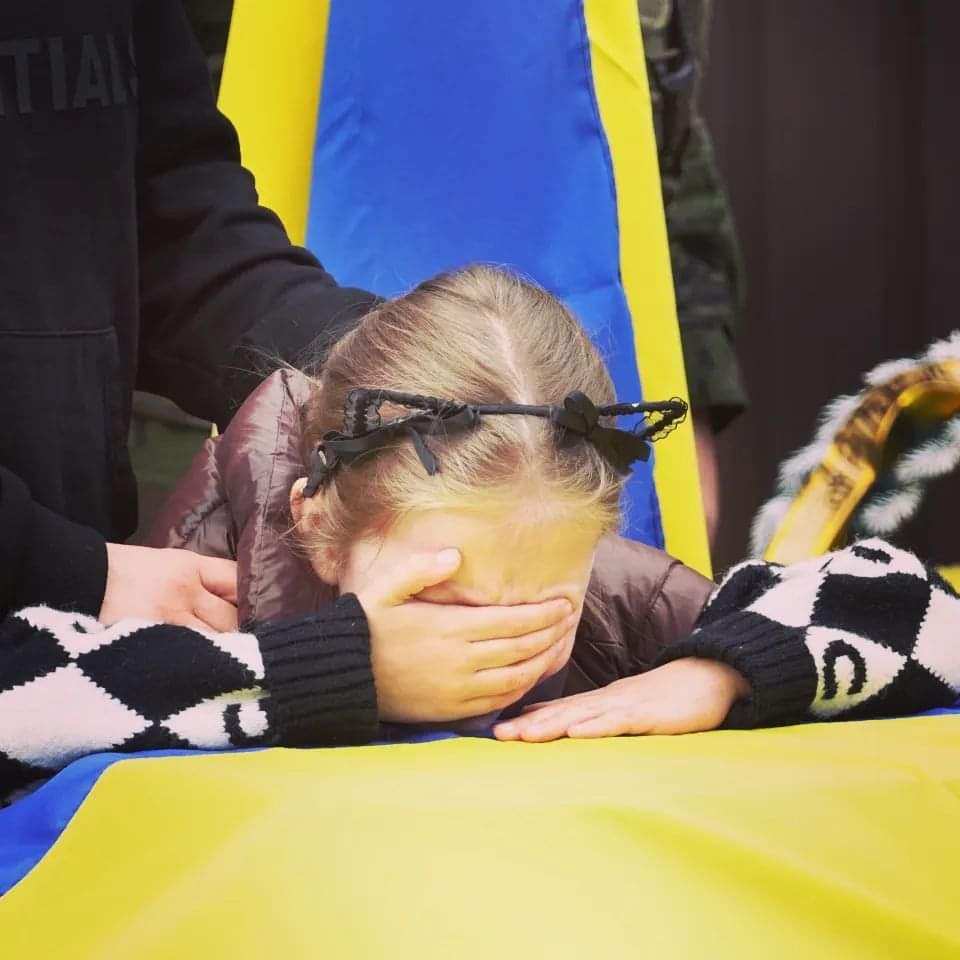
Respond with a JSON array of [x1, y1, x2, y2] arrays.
[[376, 549, 462, 604], [518, 708, 605, 742], [499, 700, 569, 729], [462, 598, 573, 642], [567, 710, 642, 739], [196, 556, 240, 603], [469, 638, 559, 700], [469, 614, 578, 670], [494, 701, 604, 742], [192, 593, 240, 632]]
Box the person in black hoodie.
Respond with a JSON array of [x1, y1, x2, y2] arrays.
[[0, 3, 607, 753], [0, 1, 382, 624]]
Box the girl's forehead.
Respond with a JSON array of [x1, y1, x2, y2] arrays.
[[390, 507, 600, 604]]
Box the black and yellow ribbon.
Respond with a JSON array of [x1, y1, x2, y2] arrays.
[[765, 359, 960, 572]]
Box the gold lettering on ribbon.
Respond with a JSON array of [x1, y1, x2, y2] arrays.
[[765, 360, 960, 564]]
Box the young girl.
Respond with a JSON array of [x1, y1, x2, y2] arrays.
[[1, 266, 956, 799]]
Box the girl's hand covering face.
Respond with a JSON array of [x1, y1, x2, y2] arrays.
[[356, 549, 579, 723], [492, 658, 751, 742]]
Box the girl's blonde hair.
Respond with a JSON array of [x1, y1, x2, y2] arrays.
[[300, 265, 625, 567]]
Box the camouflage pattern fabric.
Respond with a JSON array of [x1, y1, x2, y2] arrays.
[[641, 0, 747, 430]]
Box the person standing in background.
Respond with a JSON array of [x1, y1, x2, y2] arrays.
[[641, 0, 748, 544], [0, 1, 381, 628]]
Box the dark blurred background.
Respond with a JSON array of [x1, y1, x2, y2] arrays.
[[703, 0, 958, 571]]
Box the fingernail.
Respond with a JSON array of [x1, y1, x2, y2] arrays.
[[436, 548, 460, 566]]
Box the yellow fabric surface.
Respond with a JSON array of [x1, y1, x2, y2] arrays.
[[584, 0, 711, 578], [2, 718, 959, 958], [218, 0, 330, 244]]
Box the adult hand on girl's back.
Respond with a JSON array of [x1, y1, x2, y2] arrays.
[[492, 658, 751, 741], [100, 543, 239, 631], [357, 549, 579, 723]]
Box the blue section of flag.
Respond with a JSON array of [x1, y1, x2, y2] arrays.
[[304, 0, 663, 546]]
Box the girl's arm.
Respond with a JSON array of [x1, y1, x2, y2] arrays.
[[495, 539, 959, 742], [0, 597, 377, 798], [654, 539, 960, 726]]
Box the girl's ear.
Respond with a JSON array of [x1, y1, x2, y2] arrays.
[[289, 478, 340, 585], [289, 477, 312, 526]]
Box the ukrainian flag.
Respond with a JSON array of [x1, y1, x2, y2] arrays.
[[18, 7, 960, 958], [219, 0, 711, 576]]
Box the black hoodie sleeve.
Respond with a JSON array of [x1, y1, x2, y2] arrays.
[[0, 594, 377, 798], [0, 467, 107, 620], [132, 0, 378, 426]]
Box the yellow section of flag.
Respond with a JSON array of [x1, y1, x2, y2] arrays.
[[3, 722, 959, 957]]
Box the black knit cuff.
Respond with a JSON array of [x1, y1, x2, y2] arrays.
[[654, 611, 819, 728], [257, 594, 378, 746]]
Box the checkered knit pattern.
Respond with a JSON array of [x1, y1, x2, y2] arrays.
[[657, 539, 960, 727], [0, 595, 375, 799]]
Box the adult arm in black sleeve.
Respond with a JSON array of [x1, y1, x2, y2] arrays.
[[133, 0, 378, 427], [0, 467, 107, 621], [0, 594, 377, 798]]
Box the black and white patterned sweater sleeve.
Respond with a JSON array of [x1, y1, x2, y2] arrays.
[[655, 539, 960, 727], [0, 595, 377, 797]]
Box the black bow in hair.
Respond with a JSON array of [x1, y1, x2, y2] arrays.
[[550, 391, 649, 476], [302, 388, 687, 497]]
